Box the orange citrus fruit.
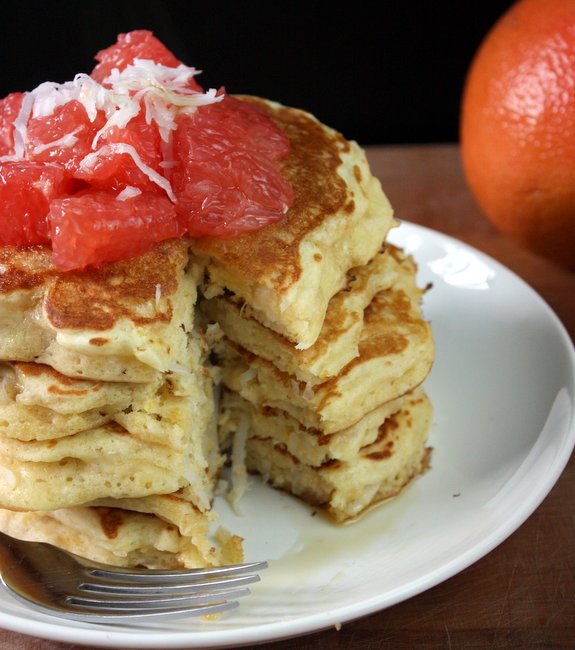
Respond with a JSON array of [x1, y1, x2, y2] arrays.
[[460, 0, 575, 269]]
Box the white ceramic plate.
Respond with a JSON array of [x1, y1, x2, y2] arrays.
[[1, 222, 574, 649]]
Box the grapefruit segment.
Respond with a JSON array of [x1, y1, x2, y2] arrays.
[[26, 100, 104, 171], [90, 30, 196, 86], [0, 162, 71, 246], [50, 191, 185, 270], [0, 93, 24, 157], [76, 112, 164, 193], [172, 96, 293, 237]]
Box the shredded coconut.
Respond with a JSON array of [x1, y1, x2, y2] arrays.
[[204, 322, 224, 347], [101, 60, 221, 143], [116, 186, 142, 201], [303, 384, 315, 401], [6, 58, 223, 202], [227, 413, 250, 514], [79, 142, 177, 201], [31, 128, 81, 156], [215, 477, 229, 496], [239, 368, 256, 385]]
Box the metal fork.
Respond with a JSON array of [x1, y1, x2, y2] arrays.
[[0, 531, 266, 623]]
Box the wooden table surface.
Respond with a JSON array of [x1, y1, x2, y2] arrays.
[[1, 144, 573, 650]]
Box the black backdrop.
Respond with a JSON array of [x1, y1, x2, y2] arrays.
[[0, 1, 513, 145]]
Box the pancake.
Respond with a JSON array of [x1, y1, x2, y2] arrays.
[[201, 245, 406, 385], [243, 389, 432, 523], [215, 270, 434, 433], [219, 389, 409, 467], [0, 238, 201, 385], [0, 493, 243, 569], [0, 362, 148, 441], [0, 420, 202, 511], [0, 361, 213, 449], [191, 98, 396, 350]]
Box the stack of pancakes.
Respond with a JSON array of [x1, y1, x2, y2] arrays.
[[0, 98, 434, 567], [195, 99, 435, 523], [0, 240, 241, 568]]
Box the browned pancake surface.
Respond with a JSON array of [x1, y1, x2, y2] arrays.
[[0, 238, 188, 332], [191, 98, 355, 291]]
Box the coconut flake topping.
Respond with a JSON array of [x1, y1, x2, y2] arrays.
[[3, 59, 223, 198]]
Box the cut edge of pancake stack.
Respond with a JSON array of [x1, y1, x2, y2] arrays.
[[0, 97, 434, 567], [208, 244, 435, 523], [0, 239, 242, 568], [196, 99, 435, 524]]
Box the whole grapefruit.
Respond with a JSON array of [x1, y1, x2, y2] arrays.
[[460, 0, 575, 269]]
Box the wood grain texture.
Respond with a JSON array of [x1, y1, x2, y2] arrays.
[[1, 144, 573, 650]]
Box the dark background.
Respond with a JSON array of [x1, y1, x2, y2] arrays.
[[0, 1, 514, 145]]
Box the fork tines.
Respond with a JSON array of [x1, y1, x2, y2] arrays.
[[66, 560, 268, 619]]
